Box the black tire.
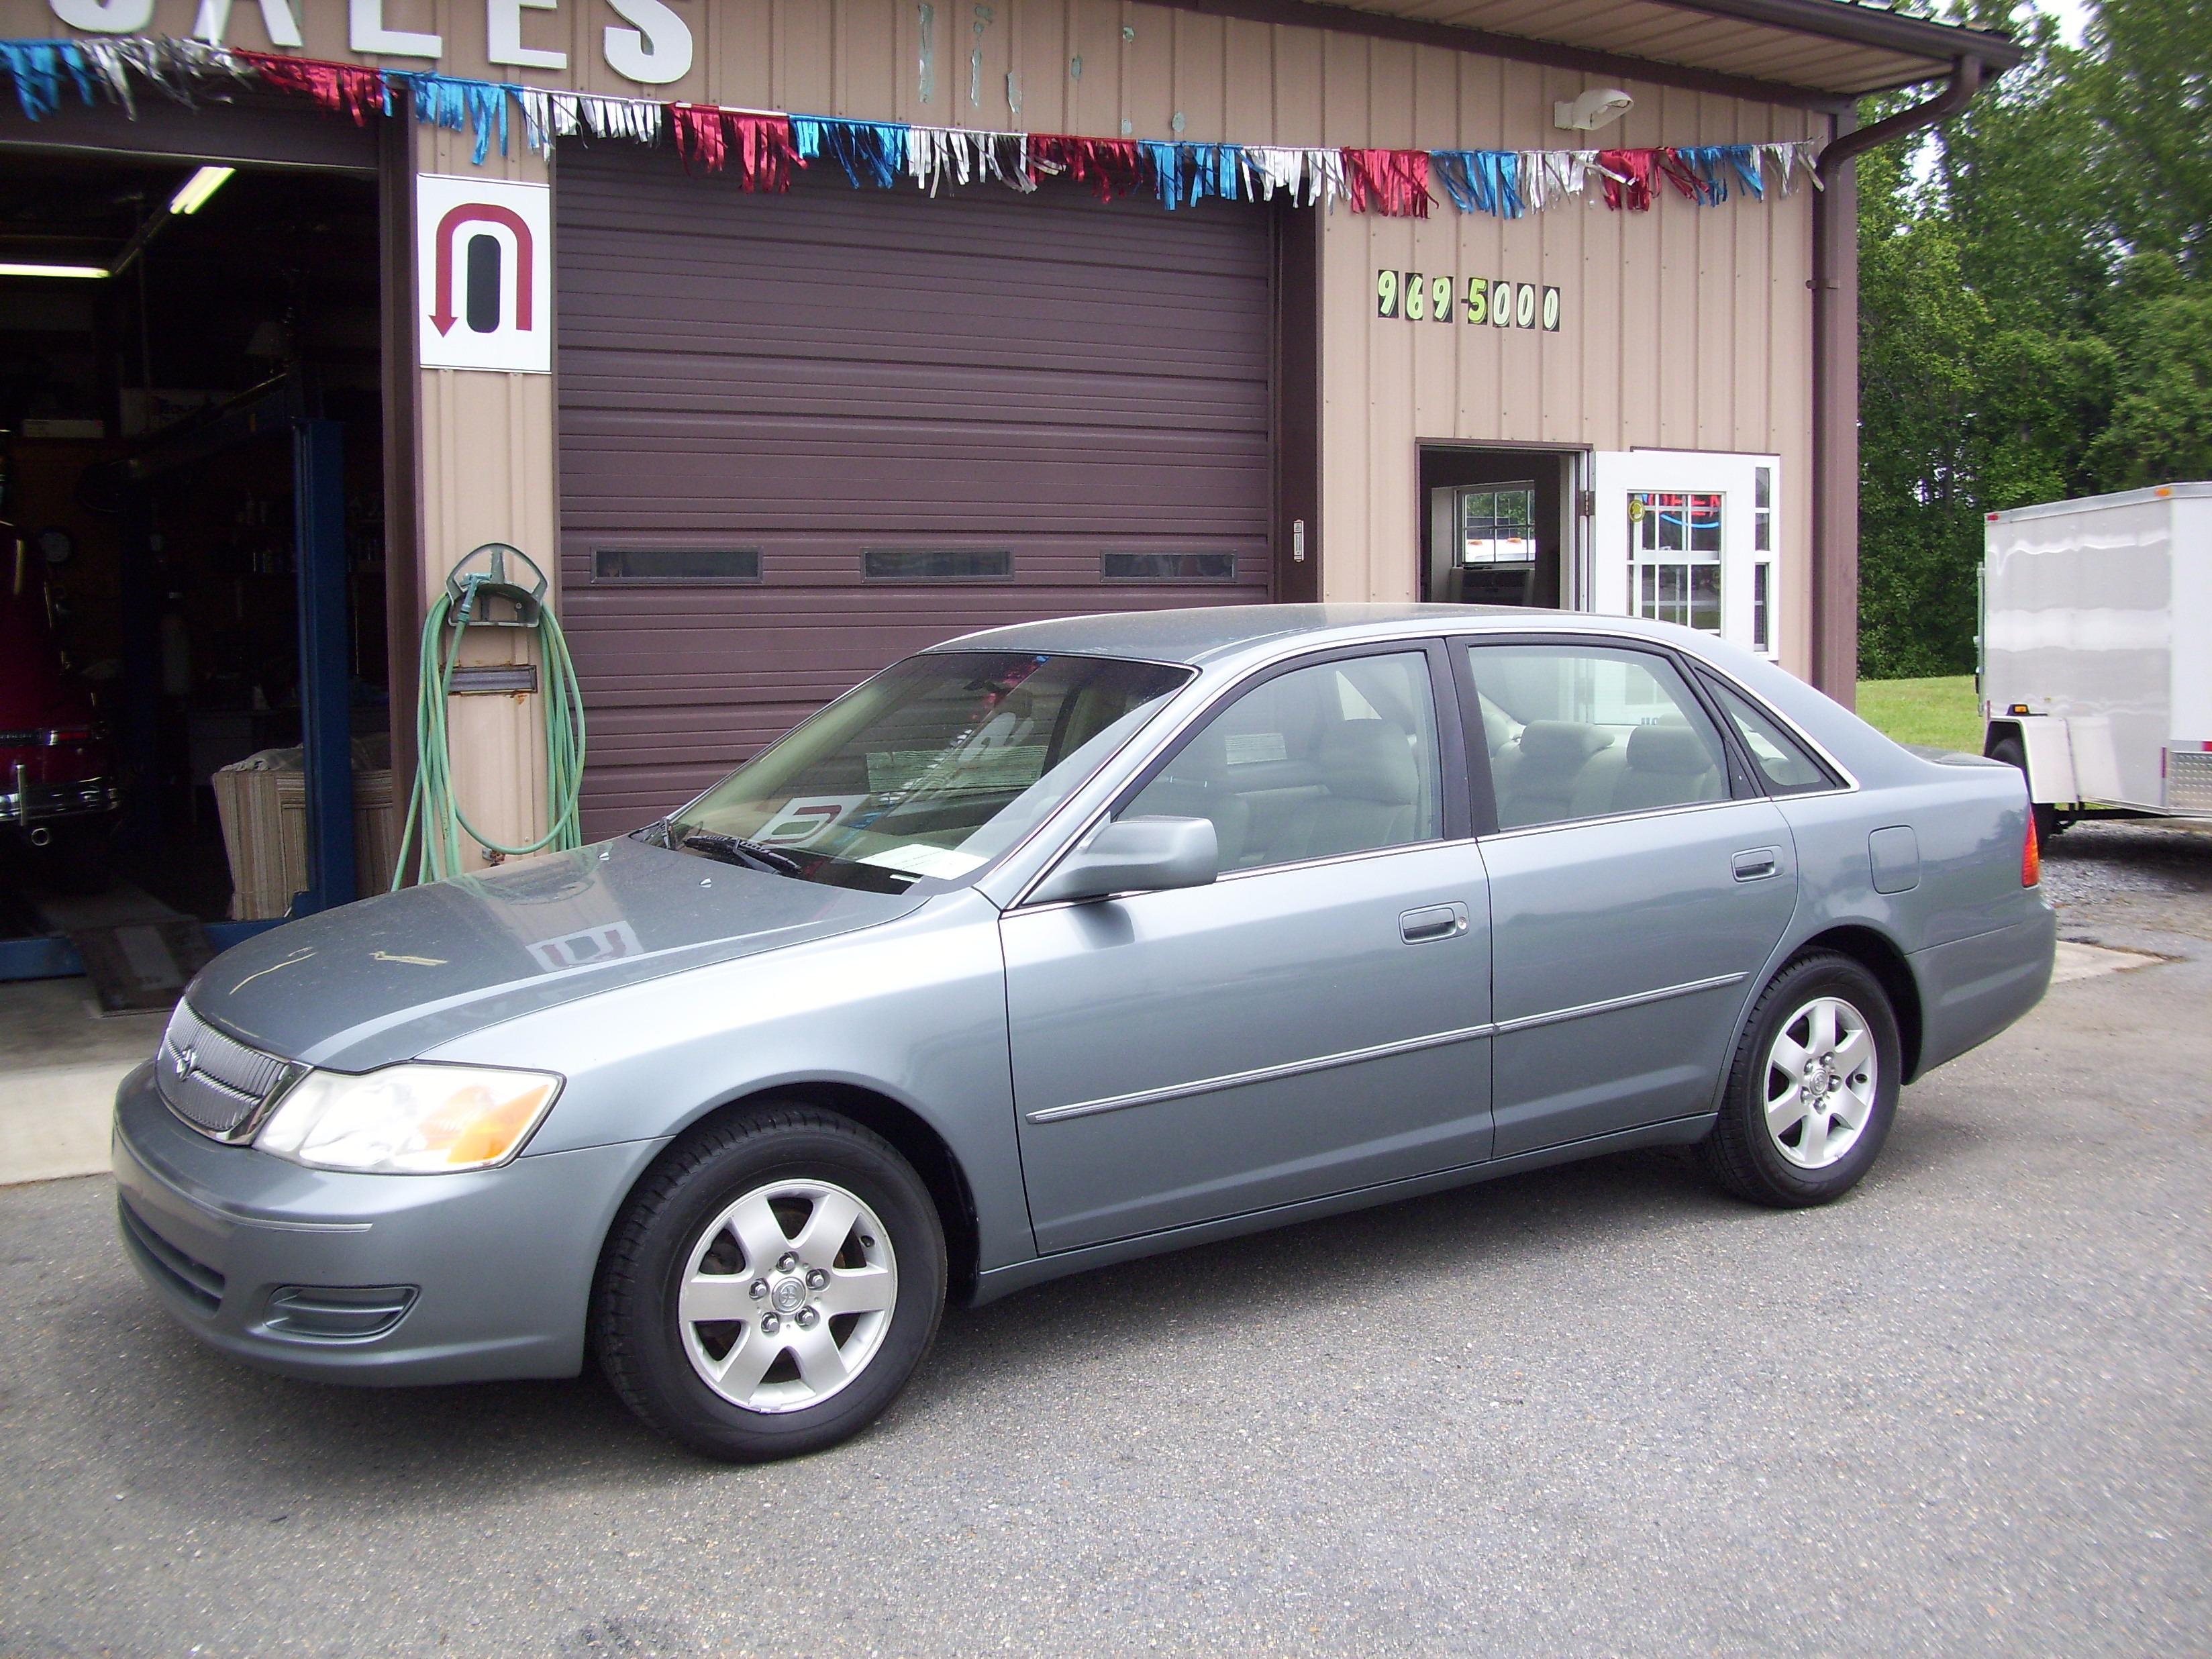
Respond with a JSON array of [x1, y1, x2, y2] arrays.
[[1989, 736, 2058, 852], [593, 1105, 946, 1462], [1699, 951, 1903, 1209]]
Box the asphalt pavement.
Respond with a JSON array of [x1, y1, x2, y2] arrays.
[[3, 825, 2208, 1658]]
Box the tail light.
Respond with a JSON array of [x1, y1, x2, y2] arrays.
[[2021, 817, 2041, 887]]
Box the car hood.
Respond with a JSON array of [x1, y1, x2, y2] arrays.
[[185, 838, 931, 1072]]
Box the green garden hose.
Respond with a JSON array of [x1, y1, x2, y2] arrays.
[[393, 546, 587, 887]]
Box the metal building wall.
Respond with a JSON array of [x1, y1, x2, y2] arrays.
[[1, 0, 1827, 840]]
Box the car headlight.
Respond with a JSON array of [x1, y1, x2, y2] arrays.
[[254, 1064, 562, 1174]]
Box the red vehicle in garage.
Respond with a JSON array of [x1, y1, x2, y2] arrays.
[[1, 572, 120, 861]]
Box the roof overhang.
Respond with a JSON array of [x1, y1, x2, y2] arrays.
[[1172, 0, 2025, 111]]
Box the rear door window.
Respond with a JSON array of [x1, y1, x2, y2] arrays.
[[1464, 642, 1731, 830]]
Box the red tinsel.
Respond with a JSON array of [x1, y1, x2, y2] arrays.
[[1597, 148, 1658, 211], [1029, 134, 1146, 201], [238, 50, 387, 125], [1342, 149, 1431, 217], [671, 106, 799, 188]]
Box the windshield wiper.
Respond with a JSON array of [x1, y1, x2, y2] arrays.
[[679, 830, 803, 876]]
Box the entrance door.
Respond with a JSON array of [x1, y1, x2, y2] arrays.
[[1591, 450, 1780, 660], [1419, 447, 1576, 610], [1003, 645, 1492, 1253]]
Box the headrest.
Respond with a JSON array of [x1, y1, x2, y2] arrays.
[[1515, 721, 1613, 771], [1321, 721, 1418, 805], [1627, 721, 1717, 776]]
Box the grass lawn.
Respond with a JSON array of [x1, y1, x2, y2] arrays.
[[1856, 674, 1982, 753]]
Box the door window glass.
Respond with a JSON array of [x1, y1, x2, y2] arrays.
[[1703, 676, 1837, 795], [1629, 491, 1722, 634], [1123, 652, 1443, 870], [1467, 643, 1731, 830]]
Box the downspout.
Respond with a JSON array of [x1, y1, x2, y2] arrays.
[[1807, 54, 1987, 707]]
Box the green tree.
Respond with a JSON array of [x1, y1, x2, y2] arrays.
[[1856, 0, 2212, 676]]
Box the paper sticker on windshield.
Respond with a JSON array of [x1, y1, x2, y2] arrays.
[[754, 795, 868, 847], [858, 844, 989, 880], [1224, 732, 1289, 765]]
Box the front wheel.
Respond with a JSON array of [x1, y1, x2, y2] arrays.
[[593, 1105, 946, 1461], [1699, 952, 1902, 1208]]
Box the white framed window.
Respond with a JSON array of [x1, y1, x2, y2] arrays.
[[1751, 465, 1777, 658], [1457, 485, 1538, 566], [1628, 491, 1723, 634]]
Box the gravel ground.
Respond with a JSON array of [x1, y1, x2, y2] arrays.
[[2, 838, 2207, 1658], [2042, 820, 2212, 914]]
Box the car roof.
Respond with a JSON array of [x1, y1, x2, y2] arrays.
[[932, 603, 1703, 670]]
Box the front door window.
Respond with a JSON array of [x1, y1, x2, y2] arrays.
[[1629, 491, 1723, 634]]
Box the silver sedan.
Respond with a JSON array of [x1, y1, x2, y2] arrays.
[[113, 606, 2054, 1459]]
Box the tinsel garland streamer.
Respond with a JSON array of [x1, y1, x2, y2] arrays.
[[672, 107, 801, 187], [1342, 149, 1431, 218], [1029, 134, 1146, 201], [390, 70, 514, 164], [0, 34, 1824, 218], [793, 115, 907, 189], [517, 88, 664, 150], [238, 50, 385, 125]]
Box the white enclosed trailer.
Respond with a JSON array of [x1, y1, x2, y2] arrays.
[[1981, 482, 2212, 842]]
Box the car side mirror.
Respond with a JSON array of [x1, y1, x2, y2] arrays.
[[1029, 815, 1218, 905]]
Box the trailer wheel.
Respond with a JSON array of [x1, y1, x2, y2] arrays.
[[1989, 736, 2058, 851]]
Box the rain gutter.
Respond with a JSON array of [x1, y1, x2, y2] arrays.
[[1807, 52, 1997, 705]]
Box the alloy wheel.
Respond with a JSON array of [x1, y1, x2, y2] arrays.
[[676, 1179, 898, 1413], [1762, 995, 1877, 1170]]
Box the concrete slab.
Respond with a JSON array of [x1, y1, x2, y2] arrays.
[[2050, 938, 2167, 983], [0, 978, 164, 1187]]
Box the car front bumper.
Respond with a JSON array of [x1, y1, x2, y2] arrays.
[[110, 1063, 669, 1386], [2, 775, 121, 827]]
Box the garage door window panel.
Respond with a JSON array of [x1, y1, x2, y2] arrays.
[[1121, 651, 1446, 871], [1469, 644, 1732, 831]]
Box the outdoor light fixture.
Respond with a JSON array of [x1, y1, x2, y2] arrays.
[[167, 165, 234, 216], [0, 262, 109, 279], [1552, 87, 1635, 131]]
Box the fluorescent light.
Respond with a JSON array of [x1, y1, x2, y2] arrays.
[[168, 166, 234, 217], [0, 262, 109, 279]]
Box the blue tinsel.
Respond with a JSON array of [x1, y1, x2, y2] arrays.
[[793, 117, 907, 189], [0, 39, 96, 120]]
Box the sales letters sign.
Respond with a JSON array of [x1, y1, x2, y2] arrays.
[[416, 174, 552, 374]]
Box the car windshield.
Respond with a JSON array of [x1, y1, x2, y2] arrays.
[[659, 650, 1193, 893]]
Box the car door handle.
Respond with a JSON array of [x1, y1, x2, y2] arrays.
[[1400, 903, 1469, 943], [1732, 848, 1781, 882]]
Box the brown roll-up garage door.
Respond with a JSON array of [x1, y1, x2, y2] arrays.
[[555, 145, 1275, 837]]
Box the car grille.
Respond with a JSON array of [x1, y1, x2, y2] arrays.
[[117, 1195, 225, 1314], [156, 1001, 301, 1141]]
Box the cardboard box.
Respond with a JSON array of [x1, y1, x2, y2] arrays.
[[212, 764, 400, 920]]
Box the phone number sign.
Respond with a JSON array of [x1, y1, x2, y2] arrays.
[[1376, 271, 1561, 332]]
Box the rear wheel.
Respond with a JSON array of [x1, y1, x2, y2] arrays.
[[1699, 952, 1901, 1208], [593, 1105, 946, 1461]]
